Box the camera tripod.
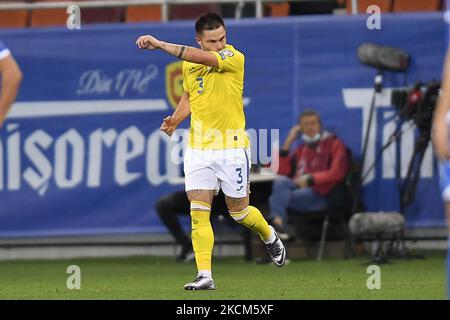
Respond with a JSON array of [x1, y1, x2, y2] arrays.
[[357, 117, 428, 264], [352, 70, 428, 264]]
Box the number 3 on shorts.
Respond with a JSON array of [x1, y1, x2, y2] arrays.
[[236, 167, 243, 185]]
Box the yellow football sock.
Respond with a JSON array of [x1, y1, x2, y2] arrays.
[[190, 200, 214, 272], [230, 205, 272, 242]]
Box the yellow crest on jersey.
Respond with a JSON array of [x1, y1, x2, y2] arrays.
[[165, 61, 183, 109]]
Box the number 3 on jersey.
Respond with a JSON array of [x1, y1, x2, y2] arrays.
[[196, 77, 204, 94]]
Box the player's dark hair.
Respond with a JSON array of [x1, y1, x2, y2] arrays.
[[195, 13, 225, 34], [299, 109, 322, 124]]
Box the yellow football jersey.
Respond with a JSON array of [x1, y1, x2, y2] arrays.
[[182, 44, 249, 149]]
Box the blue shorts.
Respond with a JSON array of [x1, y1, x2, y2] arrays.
[[439, 161, 450, 202], [438, 110, 450, 202]]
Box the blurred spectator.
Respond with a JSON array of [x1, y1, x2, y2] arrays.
[[268, 109, 350, 240], [432, 47, 450, 300], [0, 38, 22, 128]]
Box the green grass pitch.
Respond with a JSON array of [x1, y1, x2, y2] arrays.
[[0, 253, 446, 299]]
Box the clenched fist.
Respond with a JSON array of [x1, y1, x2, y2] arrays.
[[136, 35, 162, 50], [160, 116, 178, 136]]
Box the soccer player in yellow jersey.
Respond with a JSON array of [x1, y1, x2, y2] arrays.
[[136, 13, 286, 290]]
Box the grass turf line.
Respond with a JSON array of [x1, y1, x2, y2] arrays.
[[0, 254, 445, 299]]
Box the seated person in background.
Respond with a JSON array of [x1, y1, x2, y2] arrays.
[[155, 190, 229, 262], [268, 109, 350, 239]]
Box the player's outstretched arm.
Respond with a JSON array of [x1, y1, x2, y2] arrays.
[[160, 91, 191, 136], [136, 35, 219, 68], [433, 50, 450, 160], [0, 54, 22, 128]]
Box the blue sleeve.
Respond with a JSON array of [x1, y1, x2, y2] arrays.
[[0, 39, 11, 59]]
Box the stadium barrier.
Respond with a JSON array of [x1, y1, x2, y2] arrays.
[[0, 12, 447, 239]]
